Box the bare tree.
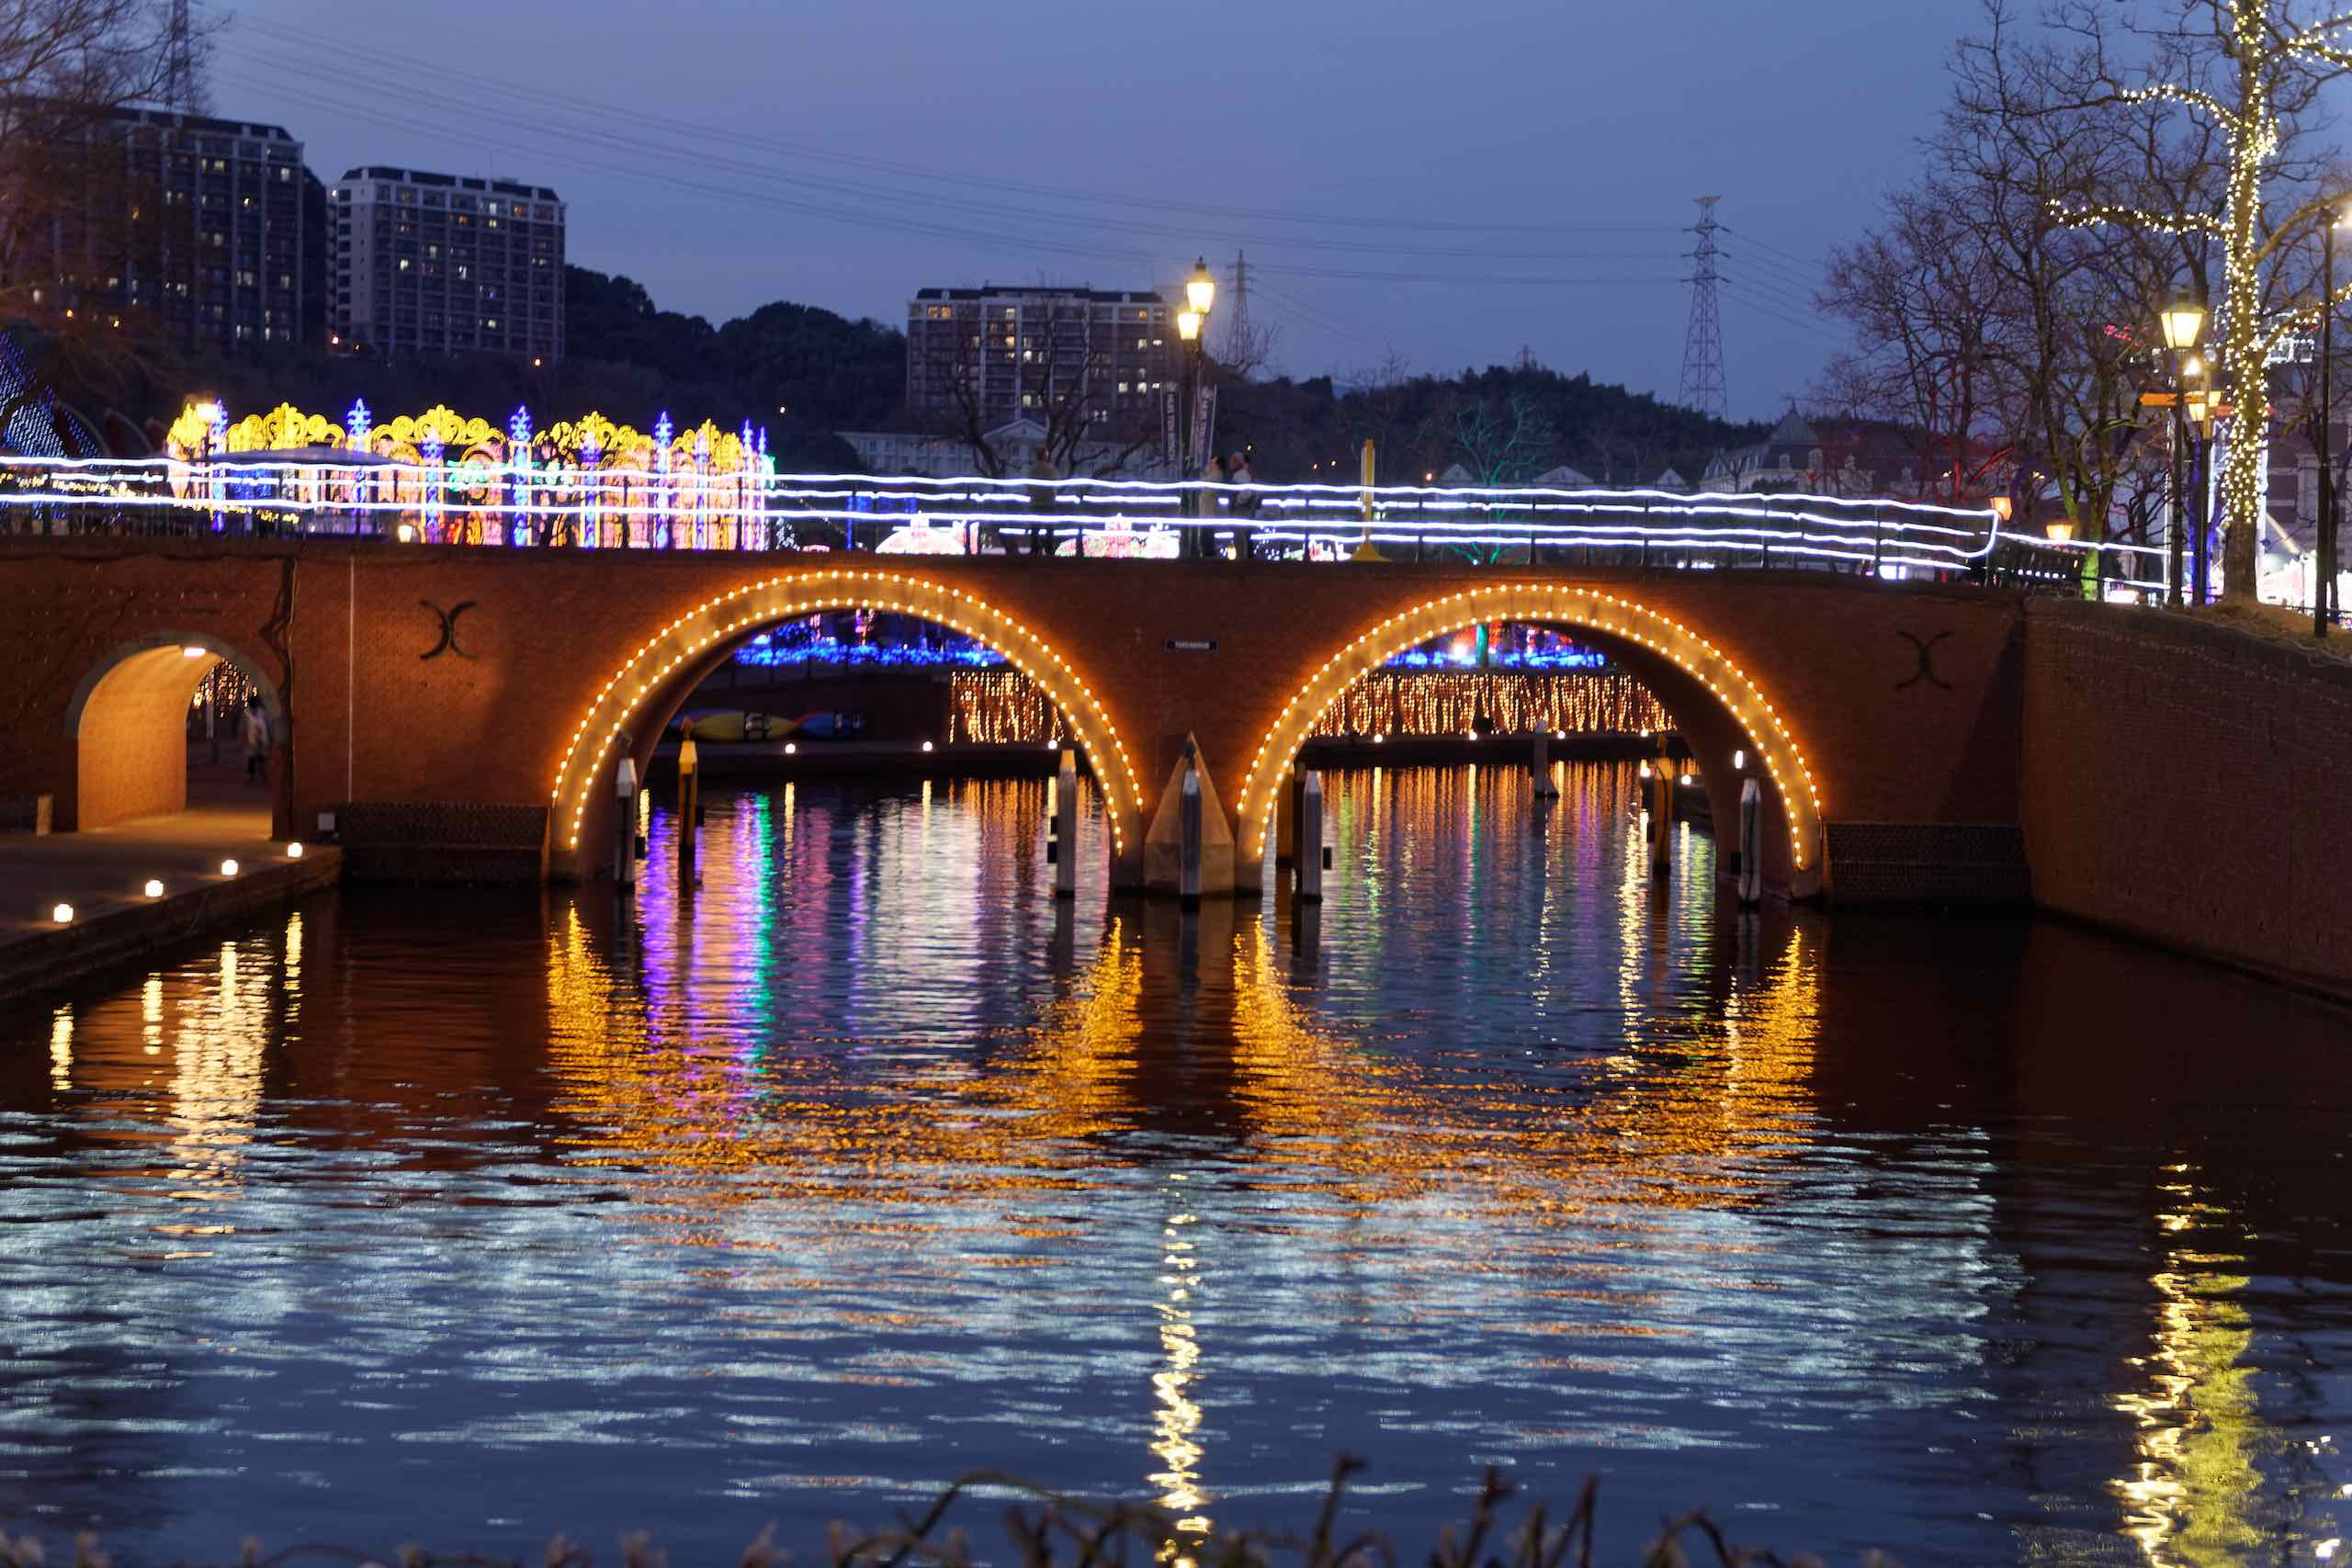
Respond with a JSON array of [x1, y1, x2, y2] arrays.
[[1817, 184, 2012, 506], [0, 0, 210, 439]]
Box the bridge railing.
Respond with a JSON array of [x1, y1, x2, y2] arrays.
[[0, 455, 2168, 599]]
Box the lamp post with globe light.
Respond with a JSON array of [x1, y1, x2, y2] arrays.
[[2159, 288, 2208, 608], [1177, 258, 1216, 557]]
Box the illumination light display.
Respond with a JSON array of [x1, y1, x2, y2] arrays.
[[156, 399, 778, 549], [952, 671, 1071, 745], [2055, 0, 2352, 595], [1312, 671, 1666, 740]]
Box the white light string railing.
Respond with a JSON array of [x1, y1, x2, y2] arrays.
[[3, 455, 2178, 582]]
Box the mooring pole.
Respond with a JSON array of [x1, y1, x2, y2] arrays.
[[1647, 758, 1671, 878], [676, 732, 699, 867], [1297, 769, 1325, 903], [1179, 756, 1203, 908], [614, 755, 638, 887], [1532, 728, 1557, 798], [1275, 761, 1299, 867], [1054, 748, 1079, 899], [1737, 776, 1763, 907]]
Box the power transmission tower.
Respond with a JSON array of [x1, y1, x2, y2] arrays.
[[163, 0, 200, 111], [1223, 250, 1249, 366], [1679, 196, 1727, 422]]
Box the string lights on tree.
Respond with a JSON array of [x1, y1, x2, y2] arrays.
[[2054, 0, 2352, 601]]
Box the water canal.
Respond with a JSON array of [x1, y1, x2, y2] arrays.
[[4, 762, 2349, 1565]]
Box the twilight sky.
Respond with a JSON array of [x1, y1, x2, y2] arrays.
[[208, 0, 1991, 420]]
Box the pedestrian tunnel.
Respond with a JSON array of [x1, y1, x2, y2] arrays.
[[62, 634, 283, 831]]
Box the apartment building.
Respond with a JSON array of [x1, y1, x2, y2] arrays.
[[330, 166, 564, 361]]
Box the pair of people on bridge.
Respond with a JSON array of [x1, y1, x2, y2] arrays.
[[1184, 449, 1259, 560]]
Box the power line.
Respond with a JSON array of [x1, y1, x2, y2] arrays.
[[240, 44, 1692, 274], [1721, 225, 1826, 274], [229, 65, 1694, 294], [1716, 258, 1823, 313], [1720, 282, 1847, 342], [236, 20, 1693, 243]]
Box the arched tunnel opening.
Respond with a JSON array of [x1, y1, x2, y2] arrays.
[[65, 636, 284, 835]]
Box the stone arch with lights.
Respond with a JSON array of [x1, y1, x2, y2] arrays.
[[545, 569, 1146, 881], [1230, 583, 1826, 896]]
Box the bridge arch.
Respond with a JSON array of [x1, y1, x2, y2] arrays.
[[64, 630, 285, 830], [1231, 583, 1826, 892], [546, 568, 1146, 877]]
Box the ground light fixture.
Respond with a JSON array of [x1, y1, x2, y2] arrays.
[[1734, 749, 1747, 771], [143, 879, 164, 898], [783, 742, 797, 755], [921, 740, 934, 753], [285, 842, 304, 859], [220, 859, 239, 878], [1372, 733, 1385, 745], [51, 903, 74, 924]]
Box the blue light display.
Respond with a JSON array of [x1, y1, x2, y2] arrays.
[[733, 631, 1007, 670], [729, 622, 1613, 673]]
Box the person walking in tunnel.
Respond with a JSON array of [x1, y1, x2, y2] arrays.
[[241, 694, 272, 785]]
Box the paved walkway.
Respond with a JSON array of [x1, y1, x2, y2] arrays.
[[2, 767, 277, 924], [0, 768, 324, 995]]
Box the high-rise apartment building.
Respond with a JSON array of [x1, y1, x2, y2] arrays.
[[330, 167, 564, 362], [21, 108, 312, 355], [906, 285, 1176, 436]]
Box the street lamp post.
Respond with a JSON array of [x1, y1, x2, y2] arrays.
[[2159, 288, 2209, 608], [2186, 378, 2220, 606], [1177, 256, 1216, 559], [2319, 215, 2345, 637]]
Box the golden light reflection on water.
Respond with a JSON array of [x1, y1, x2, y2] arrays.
[[34, 911, 305, 1240], [2110, 1174, 2279, 1568], [1148, 1198, 1210, 1553], [534, 769, 1838, 1528], [15, 766, 2352, 1564]]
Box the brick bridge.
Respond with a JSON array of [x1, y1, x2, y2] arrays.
[[0, 536, 2033, 898]]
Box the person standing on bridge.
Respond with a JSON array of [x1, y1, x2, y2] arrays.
[[1227, 448, 1259, 560], [1024, 442, 1060, 558], [1186, 453, 1228, 560], [241, 694, 272, 786]]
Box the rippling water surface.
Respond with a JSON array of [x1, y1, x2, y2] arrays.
[[5, 762, 2352, 1566]]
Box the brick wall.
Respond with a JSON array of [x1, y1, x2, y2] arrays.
[[2022, 601, 2352, 994]]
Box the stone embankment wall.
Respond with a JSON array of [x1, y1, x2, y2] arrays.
[[2021, 600, 2352, 996]]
